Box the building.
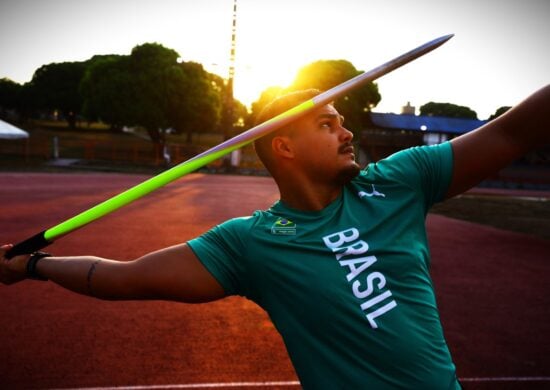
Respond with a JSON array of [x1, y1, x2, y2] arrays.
[[358, 111, 550, 189], [359, 112, 487, 163]]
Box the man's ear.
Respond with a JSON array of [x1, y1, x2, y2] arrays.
[[271, 136, 295, 159]]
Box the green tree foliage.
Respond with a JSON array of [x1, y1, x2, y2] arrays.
[[0, 78, 23, 113], [168, 61, 222, 143], [488, 106, 511, 121], [80, 55, 133, 130], [26, 61, 87, 128], [126, 43, 179, 143], [249, 86, 284, 127], [209, 73, 249, 139], [249, 60, 380, 133], [420, 102, 478, 120], [81, 43, 224, 146], [231, 99, 249, 131], [290, 60, 381, 133]]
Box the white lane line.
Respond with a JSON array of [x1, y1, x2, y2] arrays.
[[461, 376, 550, 382], [51, 377, 550, 390], [50, 381, 301, 390]]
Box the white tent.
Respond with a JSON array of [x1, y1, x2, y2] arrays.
[[0, 119, 29, 139]]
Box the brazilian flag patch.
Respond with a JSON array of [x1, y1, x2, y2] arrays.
[[271, 217, 297, 235]]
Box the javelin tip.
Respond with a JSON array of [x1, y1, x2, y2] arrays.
[[437, 33, 455, 43], [416, 34, 454, 54]]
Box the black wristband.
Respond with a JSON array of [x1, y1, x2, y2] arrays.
[[26, 251, 51, 281]]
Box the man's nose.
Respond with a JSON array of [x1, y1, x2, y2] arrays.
[[340, 126, 354, 142]]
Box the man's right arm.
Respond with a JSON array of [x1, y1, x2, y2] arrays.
[[0, 243, 226, 303]]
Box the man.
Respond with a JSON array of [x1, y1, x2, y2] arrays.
[[1, 85, 549, 389]]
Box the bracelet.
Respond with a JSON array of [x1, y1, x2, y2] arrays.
[[26, 251, 51, 281]]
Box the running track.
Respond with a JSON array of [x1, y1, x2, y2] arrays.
[[1, 172, 549, 389]]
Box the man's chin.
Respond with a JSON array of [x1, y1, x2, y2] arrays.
[[337, 163, 361, 185]]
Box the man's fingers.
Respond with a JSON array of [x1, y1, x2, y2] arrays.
[[1, 244, 14, 259], [1, 244, 28, 285]]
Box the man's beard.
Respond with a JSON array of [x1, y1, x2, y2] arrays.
[[335, 142, 361, 185], [335, 162, 361, 186]]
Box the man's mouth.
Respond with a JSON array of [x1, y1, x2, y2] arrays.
[[339, 143, 355, 155]]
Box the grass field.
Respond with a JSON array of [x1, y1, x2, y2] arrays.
[[431, 194, 550, 241]]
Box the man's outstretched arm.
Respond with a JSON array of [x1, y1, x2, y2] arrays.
[[447, 84, 550, 198], [0, 243, 226, 303]]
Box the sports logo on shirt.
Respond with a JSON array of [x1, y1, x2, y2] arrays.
[[358, 184, 385, 199], [271, 217, 297, 235]]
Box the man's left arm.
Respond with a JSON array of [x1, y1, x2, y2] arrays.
[[447, 84, 550, 198]]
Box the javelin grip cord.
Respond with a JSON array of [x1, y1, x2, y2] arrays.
[[6, 231, 50, 259]]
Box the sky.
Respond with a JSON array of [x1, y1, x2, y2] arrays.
[[0, 0, 548, 120]]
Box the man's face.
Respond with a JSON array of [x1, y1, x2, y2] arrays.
[[289, 104, 361, 184]]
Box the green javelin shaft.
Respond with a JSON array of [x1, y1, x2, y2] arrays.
[[44, 101, 313, 242], [6, 34, 453, 258]]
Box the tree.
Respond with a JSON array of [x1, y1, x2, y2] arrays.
[[125, 43, 180, 144], [0, 78, 23, 114], [167, 61, 222, 143], [204, 71, 249, 139], [81, 43, 226, 148], [231, 99, 249, 131], [82, 43, 178, 143], [488, 106, 511, 121], [289, 60, 381, 133], [249, 61, 381, 133], [420, 102, 478, 119], [249, 86, 285, 127], [80, 55, 134, 130], [27, 61, 87, 128]]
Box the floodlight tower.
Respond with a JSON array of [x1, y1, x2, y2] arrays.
[[222, 0, 238, 142], [228, 0, 237, 88]]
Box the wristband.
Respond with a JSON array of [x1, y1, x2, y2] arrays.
[[26, 251, 51, 281]]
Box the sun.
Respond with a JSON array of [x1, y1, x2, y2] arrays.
[[216, 0, 325, 109], [232, 60, 299, 108]]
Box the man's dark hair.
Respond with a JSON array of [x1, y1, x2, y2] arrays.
[[253, 89, 321, 171], [254, 89, 321, 126]]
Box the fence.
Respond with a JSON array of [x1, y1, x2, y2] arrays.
[[0, 131, 265, 172]]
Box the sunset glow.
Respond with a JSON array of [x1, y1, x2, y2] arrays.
[[1, 0, 548, 119]]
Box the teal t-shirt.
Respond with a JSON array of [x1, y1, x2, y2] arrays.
[[188, 142, 460, 389]]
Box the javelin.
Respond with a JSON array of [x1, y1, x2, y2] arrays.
[[6, 34, 454, 259]]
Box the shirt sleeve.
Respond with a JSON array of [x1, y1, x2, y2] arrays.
[[187, 217, 251, 297], [370, 142, 454, 209]]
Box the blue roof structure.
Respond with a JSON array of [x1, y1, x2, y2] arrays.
[[369, 112, 487, 135]]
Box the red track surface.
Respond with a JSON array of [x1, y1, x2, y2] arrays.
[[1, 172, 549, 389]]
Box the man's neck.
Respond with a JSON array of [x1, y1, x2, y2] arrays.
[[278, 181, 343, 212]]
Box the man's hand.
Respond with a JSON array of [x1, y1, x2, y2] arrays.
[[0, 244, 29, 285], [448, 84, 550, 198]]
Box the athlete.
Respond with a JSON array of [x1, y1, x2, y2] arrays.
[[1, 85, 549, 389]]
